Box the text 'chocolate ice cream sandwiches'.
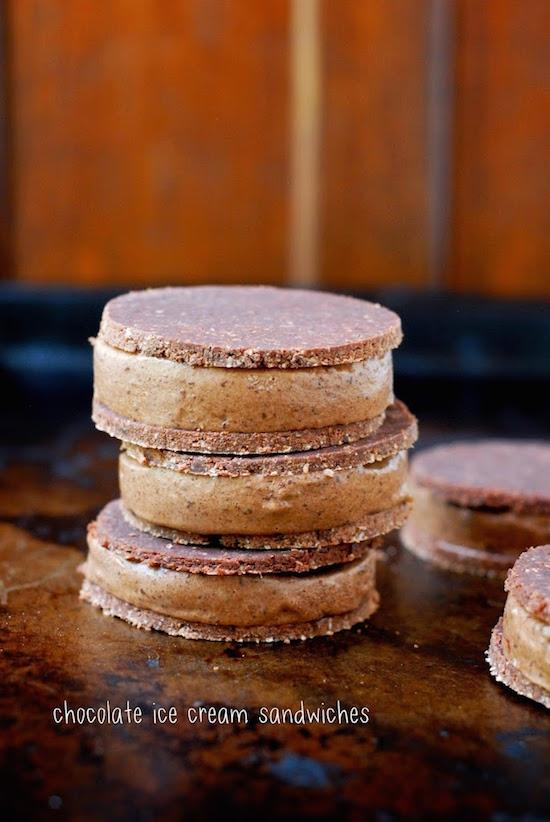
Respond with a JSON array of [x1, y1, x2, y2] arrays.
[[81, 286, 418, 641], [488, 545, 550, 709], [402, 441, 550, 576]]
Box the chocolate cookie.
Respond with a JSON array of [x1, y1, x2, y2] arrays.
[[121, 498, 412, 550], [410, 441, 550, 514], [92, 500, 380, 574], [402, 441, 550, 576], [487, 545, 550, 709], [121, 400, 417, 477], [80, 579, 380, 643], [92, 399, 388, 455], [98, 286, 402, 368]]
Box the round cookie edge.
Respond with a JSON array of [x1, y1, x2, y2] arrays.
[[98, 287, 403, 368], [80, 578, 380, 643]]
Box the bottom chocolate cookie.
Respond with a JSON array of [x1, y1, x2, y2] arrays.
[[80, 579, 379, 643], [401, 522, 517, 577], [122, 500, 411, 550], [93, 397, 387, 455], [487, 619, 550, 710]]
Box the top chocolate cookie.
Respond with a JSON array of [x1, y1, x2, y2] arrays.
[[98, 286, 402, 368], [505, 545, 550, 623], [411, 440, 550, 515]]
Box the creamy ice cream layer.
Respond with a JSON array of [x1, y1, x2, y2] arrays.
[[93, 338, 393, 434]]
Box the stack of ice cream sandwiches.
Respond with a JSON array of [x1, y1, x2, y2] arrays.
[[81, 286, 417, 642]]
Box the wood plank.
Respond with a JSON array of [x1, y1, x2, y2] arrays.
[[319, 0, 431, 290], [9, 0, 289, 285], [449, 0, 550, 297], [0, 3, 12, 279]]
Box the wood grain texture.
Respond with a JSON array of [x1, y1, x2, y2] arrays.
[[9, 0, 289, 285], [4, 1, 549, 296], [319, 0, 431, 290], [449, 0, 550, 297], [0, 4, 12, 279]]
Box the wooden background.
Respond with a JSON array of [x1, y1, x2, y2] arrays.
[[1, 0, 548, 296]]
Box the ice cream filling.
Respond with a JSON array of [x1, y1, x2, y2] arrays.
[[93, 338, 393, 433], [119, 450, 409, 536]]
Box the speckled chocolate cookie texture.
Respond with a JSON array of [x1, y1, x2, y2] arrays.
[[83, 285, 418, 641], [98, 286, 402, 367], [93, 500, 381, 574], [487, 545, 550, 709], [402, 441, 550, 576], [409, 441, 550, 514], [92, 400, 388, 455], [121, 400, 417, 477]]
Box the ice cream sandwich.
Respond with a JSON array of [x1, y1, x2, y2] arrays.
[[80, 500, 381, 642], [93, 286, 401, 454], [488, 545, 550, 709], [118, 400, 416, 548]]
